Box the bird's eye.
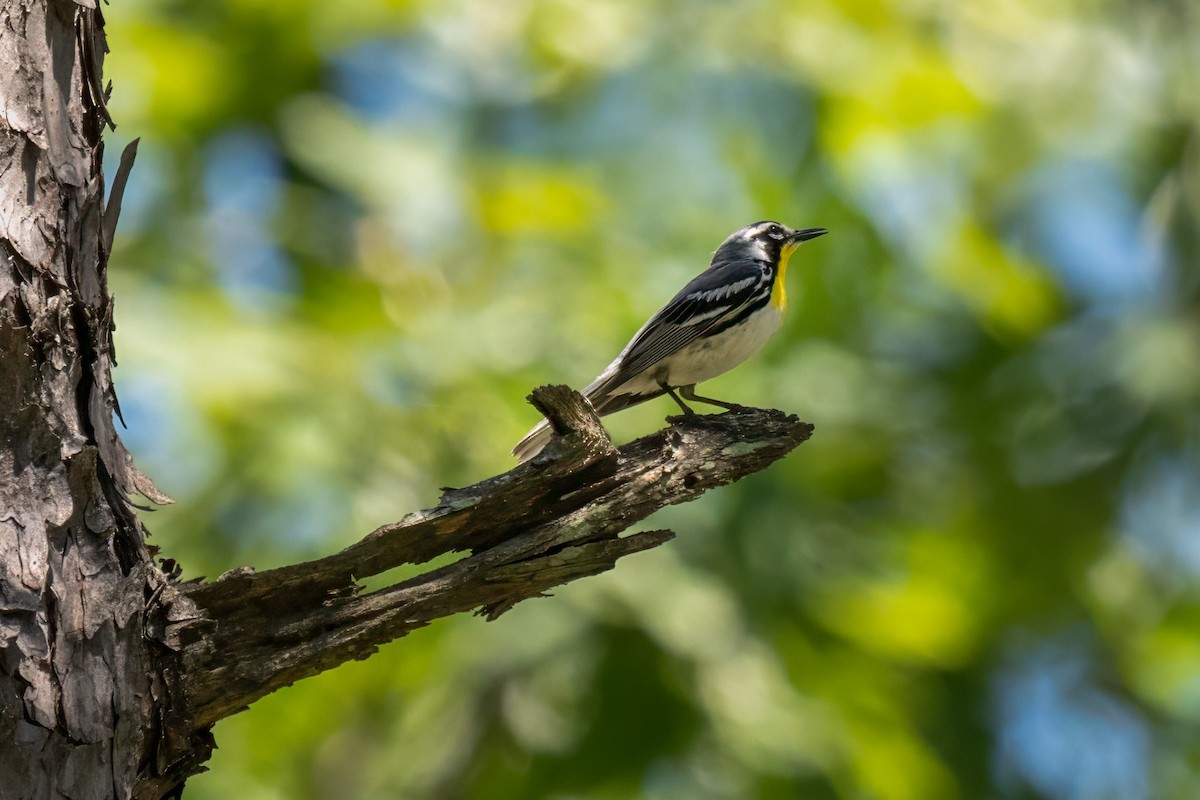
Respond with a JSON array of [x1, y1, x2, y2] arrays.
[[767, 225, 784, 239]]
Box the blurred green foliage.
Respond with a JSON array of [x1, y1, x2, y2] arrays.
[[101, 0, 1200, 798]]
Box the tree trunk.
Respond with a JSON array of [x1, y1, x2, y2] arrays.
[[0, 4, 811, 797], [1, 1, 206, 798]]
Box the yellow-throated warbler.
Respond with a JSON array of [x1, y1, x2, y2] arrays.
[[514, 221, 828, 462]]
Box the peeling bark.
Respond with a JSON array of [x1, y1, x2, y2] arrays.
[[0, 2, 201, 798], [0, 4, 813, 797]]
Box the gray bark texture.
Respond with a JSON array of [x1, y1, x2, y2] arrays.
[[1, 1, 206, 798], [0, 3, 812, 797]]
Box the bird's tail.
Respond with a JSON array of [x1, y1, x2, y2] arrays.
[[513, 359, 670, 462], [512, 366, 616, 463], [512, 418, 555, 463], [511, 386, 664, 463]]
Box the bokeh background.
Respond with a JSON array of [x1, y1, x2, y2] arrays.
[[101, 0, 1199, 798]]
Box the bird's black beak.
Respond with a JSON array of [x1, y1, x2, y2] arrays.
[[790, 227, 828, 243]]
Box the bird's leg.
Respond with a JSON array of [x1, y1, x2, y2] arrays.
[[680, 384, 747, 412], [660, 383, 695, 416]]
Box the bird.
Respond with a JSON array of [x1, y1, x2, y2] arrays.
[[513, 220, 828, 462]]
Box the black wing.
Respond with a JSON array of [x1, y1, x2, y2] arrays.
[[591, 259, 774, 397]]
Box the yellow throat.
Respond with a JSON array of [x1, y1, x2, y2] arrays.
[[771, 241, 799, 311]]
